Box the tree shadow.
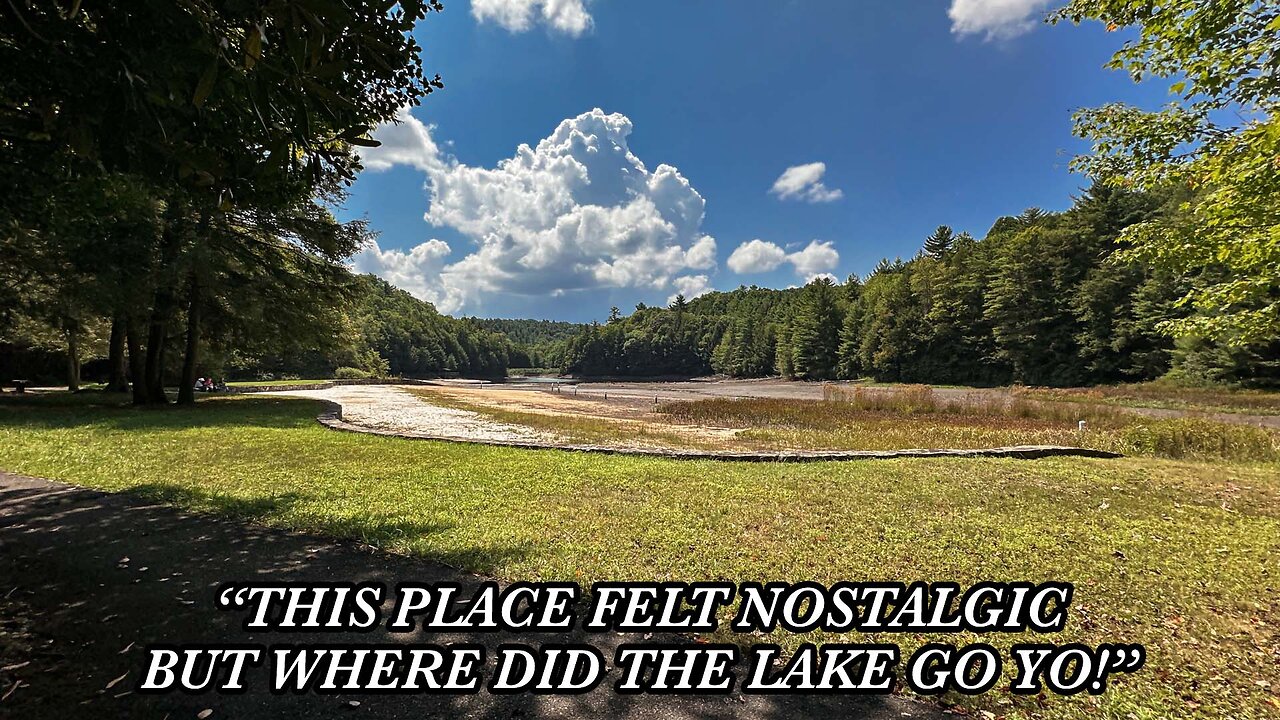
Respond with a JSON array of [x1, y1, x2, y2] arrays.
[[0, 393, 320, 432], [0, 473, 944, 720]]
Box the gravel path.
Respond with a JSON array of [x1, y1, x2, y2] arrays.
[[264, 385, 555, 444]]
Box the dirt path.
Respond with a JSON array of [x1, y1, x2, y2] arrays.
[[0, 471, 943, 720]]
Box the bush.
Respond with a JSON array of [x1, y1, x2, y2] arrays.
[[334, 367, 370, 380]]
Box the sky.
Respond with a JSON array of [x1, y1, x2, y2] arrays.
[[344, 0, 1171, 322]]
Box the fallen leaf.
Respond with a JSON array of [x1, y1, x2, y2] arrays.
[[106, 671, 128, 690]]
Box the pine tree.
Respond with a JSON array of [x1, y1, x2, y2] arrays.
[[790, 277, 842, 380], [774, 322, 794, 378], [837, 304, 862, 379], [669, 294, 687, 331], [923, 225, 956, 259]]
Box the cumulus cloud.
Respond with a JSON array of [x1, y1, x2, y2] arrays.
[[788, 240, 841, 277], [727, 239, 788, 274], [354, 108, 718, 314], [471, 0, 593, 36], [357, 108, 444, 174], [669, 275, 712, 304], [769, 162, 843, 203], [350, 238, 460, 309], [726, 239, 840, 279], [804, 272, 839, 285], [949, 0, 1053, 40]]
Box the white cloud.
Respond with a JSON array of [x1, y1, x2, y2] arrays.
[[788, 240, 840, 277], [350, 238, 461, 309], [804, 272, 839, 285], [356, 108, 444, 174], [669, 275, 712, 304], [355, 108, 718, 314], [471, 0, 593, 36], [949, 0, 1053, 40], [726, 239, 840, 279], [727, 239, 788, 274], [769, 162, 843, 203]]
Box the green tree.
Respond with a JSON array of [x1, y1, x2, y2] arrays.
[[1056, 0, 1280, 344], [923, 225, 956, 259], [790, 277, 842, 380]]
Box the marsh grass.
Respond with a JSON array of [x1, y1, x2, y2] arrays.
[[0, 394, 1277, 719], [1012, 381, 1280, 415], [660, 387, 1280, 462]]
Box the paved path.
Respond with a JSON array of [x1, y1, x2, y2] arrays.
[[0, 472, 944, 719]]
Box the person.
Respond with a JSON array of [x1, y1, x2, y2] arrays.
[[195, 377, 205, 391]]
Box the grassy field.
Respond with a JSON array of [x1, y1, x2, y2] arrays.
[[411, 384, 1280, 462], [225, 378, 335, 387], [1012, 382, 1280, 416], [0, 393, 1277, 718]]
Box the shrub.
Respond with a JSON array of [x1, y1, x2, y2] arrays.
[[334, 367, 371, 380]]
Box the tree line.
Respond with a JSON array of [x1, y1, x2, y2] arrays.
[[558, 183, 1277, 387], [560, 2, 1280, 388]]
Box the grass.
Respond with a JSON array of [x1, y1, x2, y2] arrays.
[[0, 392, 1277, 718], [659, 388, 1280, 462], [1012, 381, 1280, 416], [409, 385, 1279, 461], [226, 378, 335, 387]]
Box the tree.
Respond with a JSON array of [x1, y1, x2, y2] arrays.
[[1, 0, 446, 404], [1056, 0, 1280, 345], [670, 294, 687, 331], [790, 277, 842, 380], [923, 225, 956, 259]]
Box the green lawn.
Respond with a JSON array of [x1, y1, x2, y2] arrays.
[[0, 393, 1276, 719], [226, 378, 335, 387]]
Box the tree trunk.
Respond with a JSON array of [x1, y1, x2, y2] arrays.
[[106, 315, 128, 392], [178, 276, 201, 406], [65, 324, 80, 392], [127, 317, 146, 406], [143, 289, 172, 404]]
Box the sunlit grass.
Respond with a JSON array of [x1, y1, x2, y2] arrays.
[[0, 394, 1277, 718], [659, 393, 1280, 462], [1013, 381, 1280, 415], [226, 378, 335, 387]]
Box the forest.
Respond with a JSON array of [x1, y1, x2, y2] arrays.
[[0, 0, 521, 395], [558, 183, 1278, 387], [2, 1, 1276, 394]]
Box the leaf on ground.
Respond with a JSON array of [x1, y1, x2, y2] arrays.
[[105, 671, 128, 689]]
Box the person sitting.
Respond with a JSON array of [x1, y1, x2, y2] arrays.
[[194, 377, 205, 391]]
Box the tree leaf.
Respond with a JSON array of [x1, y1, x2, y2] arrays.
[[193, 63, 218, 108]]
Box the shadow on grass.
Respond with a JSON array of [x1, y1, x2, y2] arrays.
[[118, 481, 533, 576], [0, 473, 938, 720], [0, 392, 318, 432]]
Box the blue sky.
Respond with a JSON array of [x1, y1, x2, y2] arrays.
[[344, 0, 1170, 322]]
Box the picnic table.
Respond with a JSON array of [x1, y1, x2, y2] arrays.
[[10, 379, 28, 393]]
